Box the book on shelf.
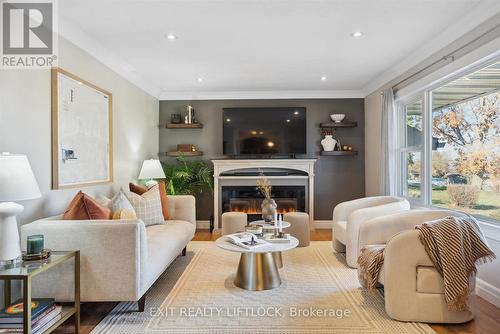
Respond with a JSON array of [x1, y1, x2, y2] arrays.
[[0, 298, 62, 333], [0, 307, 62, 333], [0, 298, 55, 325], [224, 232, 269, 249]]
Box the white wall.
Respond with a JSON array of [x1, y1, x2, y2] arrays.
[[0, 37, 159, 226]]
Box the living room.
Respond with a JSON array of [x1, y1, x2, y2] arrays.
[[0, 1, 500, 333]]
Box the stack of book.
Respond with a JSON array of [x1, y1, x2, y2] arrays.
[[0, 298, 62, 334]]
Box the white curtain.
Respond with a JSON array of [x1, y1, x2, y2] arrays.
[[380, 88, 398, 196]]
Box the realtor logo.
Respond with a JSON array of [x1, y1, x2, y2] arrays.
[[1, 0, 58, 68]]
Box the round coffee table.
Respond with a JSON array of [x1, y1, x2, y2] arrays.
[[216, 236, 299, 291], [248, 220, 291, 268]]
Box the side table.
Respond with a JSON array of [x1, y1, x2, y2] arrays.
[[0, 251, 80, 334]]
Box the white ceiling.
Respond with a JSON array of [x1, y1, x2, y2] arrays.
[[59, 0, 500, 99]]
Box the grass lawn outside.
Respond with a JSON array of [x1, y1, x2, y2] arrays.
[[432, 189, 500, 221]]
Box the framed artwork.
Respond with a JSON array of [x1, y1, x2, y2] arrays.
[[51, 67, 113, 189]]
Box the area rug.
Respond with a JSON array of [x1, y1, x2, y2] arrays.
[[91, 241, 434, 334]]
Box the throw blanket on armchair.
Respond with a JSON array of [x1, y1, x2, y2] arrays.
[[416, 216, 495, 311], [357, 216, 495, 311]]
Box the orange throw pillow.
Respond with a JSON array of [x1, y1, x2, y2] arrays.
[[63, 191, 112, 220], [129, 182, 148, 195], [158, 181, 170, 220], [129, 181, 170, 220]]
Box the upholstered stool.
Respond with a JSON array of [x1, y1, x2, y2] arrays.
[[283, 212, 310, 247], [221, 212, 248, 235]]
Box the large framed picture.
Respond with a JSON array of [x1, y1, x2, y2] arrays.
[[51, 67, 113, 189]]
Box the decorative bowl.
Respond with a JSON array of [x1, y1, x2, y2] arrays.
[[330, 114, 346, 123]]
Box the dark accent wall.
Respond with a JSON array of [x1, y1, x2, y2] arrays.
[[159, 99, 365, 221]]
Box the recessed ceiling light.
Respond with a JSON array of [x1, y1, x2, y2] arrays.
[[197, 77, 204, 82], [351, 31, 364, 38], [321, 76, 327, 81], [294, 111, 299, 115], [286, 119, 291, 123], [166, 33, 177, 40], [226, 118, 231, 122]]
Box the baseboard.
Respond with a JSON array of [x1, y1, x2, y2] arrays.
[[196, 220, 210, 229], [476, 278, 500, 308], [313, 220, 333, 229]]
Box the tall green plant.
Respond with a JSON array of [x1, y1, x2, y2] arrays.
[[161, 154, 213, 196]]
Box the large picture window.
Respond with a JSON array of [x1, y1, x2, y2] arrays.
[[399, 59, 500, 223]]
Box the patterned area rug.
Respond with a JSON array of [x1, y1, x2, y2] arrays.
[[91, 241, 434, 334]]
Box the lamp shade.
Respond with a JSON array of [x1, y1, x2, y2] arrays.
[[138, 159, 166, 180], [0, 153, 41, 202]]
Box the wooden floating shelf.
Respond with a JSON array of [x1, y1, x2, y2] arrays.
[[166, 123, 203, 129], [165, 151, 203, 157], [320, 150, 358, 156], [320, 122, 357, 128]]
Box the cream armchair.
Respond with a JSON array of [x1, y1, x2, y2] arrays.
[[332, 196, 410, 268], [359, 209, 475, 323]]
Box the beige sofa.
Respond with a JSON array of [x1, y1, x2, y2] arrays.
[[20, 195, 196, 311], [359, 209, 475, 323], [332, 196, 410, 268]]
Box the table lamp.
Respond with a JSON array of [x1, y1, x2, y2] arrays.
[[138, 159, 166, 188], [0, 153, 41, 264]]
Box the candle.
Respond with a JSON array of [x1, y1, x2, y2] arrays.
[[27, 235, 44, 255], [278, 214, 283, 233]]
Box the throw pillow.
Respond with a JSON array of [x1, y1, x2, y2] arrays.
[[129, 182, 148, 195], [109, 189, 137, 220], [126, 185, 164, 226], [158, 181, 170, 220], [130, 181, 170, 220], [63, 191, 112, 220]]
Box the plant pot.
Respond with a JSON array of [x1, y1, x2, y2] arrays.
[[261, 198, 277, 223]]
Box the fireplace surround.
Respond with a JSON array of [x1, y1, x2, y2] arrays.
[[212, 159, 316, 229]]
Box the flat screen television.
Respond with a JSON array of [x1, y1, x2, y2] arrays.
[[223, 107, 307, 156]]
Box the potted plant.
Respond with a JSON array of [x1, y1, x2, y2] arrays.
[[162, 153, 215, 229]]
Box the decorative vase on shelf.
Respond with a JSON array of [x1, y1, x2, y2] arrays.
[[261, 198, 277, 223], [321, 135, 337, 152]]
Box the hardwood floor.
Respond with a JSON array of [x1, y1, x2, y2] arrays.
[[55, 229, 500, 334]]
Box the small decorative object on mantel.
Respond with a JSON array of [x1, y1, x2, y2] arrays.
[[257, 173, 276, 223], [321, 128, 337, 152]]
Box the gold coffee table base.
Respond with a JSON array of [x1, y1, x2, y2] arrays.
[[272, 251, 283, 268], [234, 252, 281, 291]]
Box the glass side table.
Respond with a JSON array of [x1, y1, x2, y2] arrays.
[[0, 251, 80, 334]]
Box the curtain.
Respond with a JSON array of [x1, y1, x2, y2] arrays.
[[380, 88, 398, 196]]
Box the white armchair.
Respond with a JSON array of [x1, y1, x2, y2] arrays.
[[332, 196, 410, 268], [359, 209, 475, 323]]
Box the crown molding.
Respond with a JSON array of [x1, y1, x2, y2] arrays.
[[362, 2, 500, 96], [58, 18, 162, 99], [159, 90, 365, 101]]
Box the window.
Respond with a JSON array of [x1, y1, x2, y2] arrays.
[[400, 98, 423, 202], [399, 59, 500, 223]]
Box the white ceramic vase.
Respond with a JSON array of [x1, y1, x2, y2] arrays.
[[321, 135, 337, 152]]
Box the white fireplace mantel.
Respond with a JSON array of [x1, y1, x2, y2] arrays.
[[212, 159, 317, 229]]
